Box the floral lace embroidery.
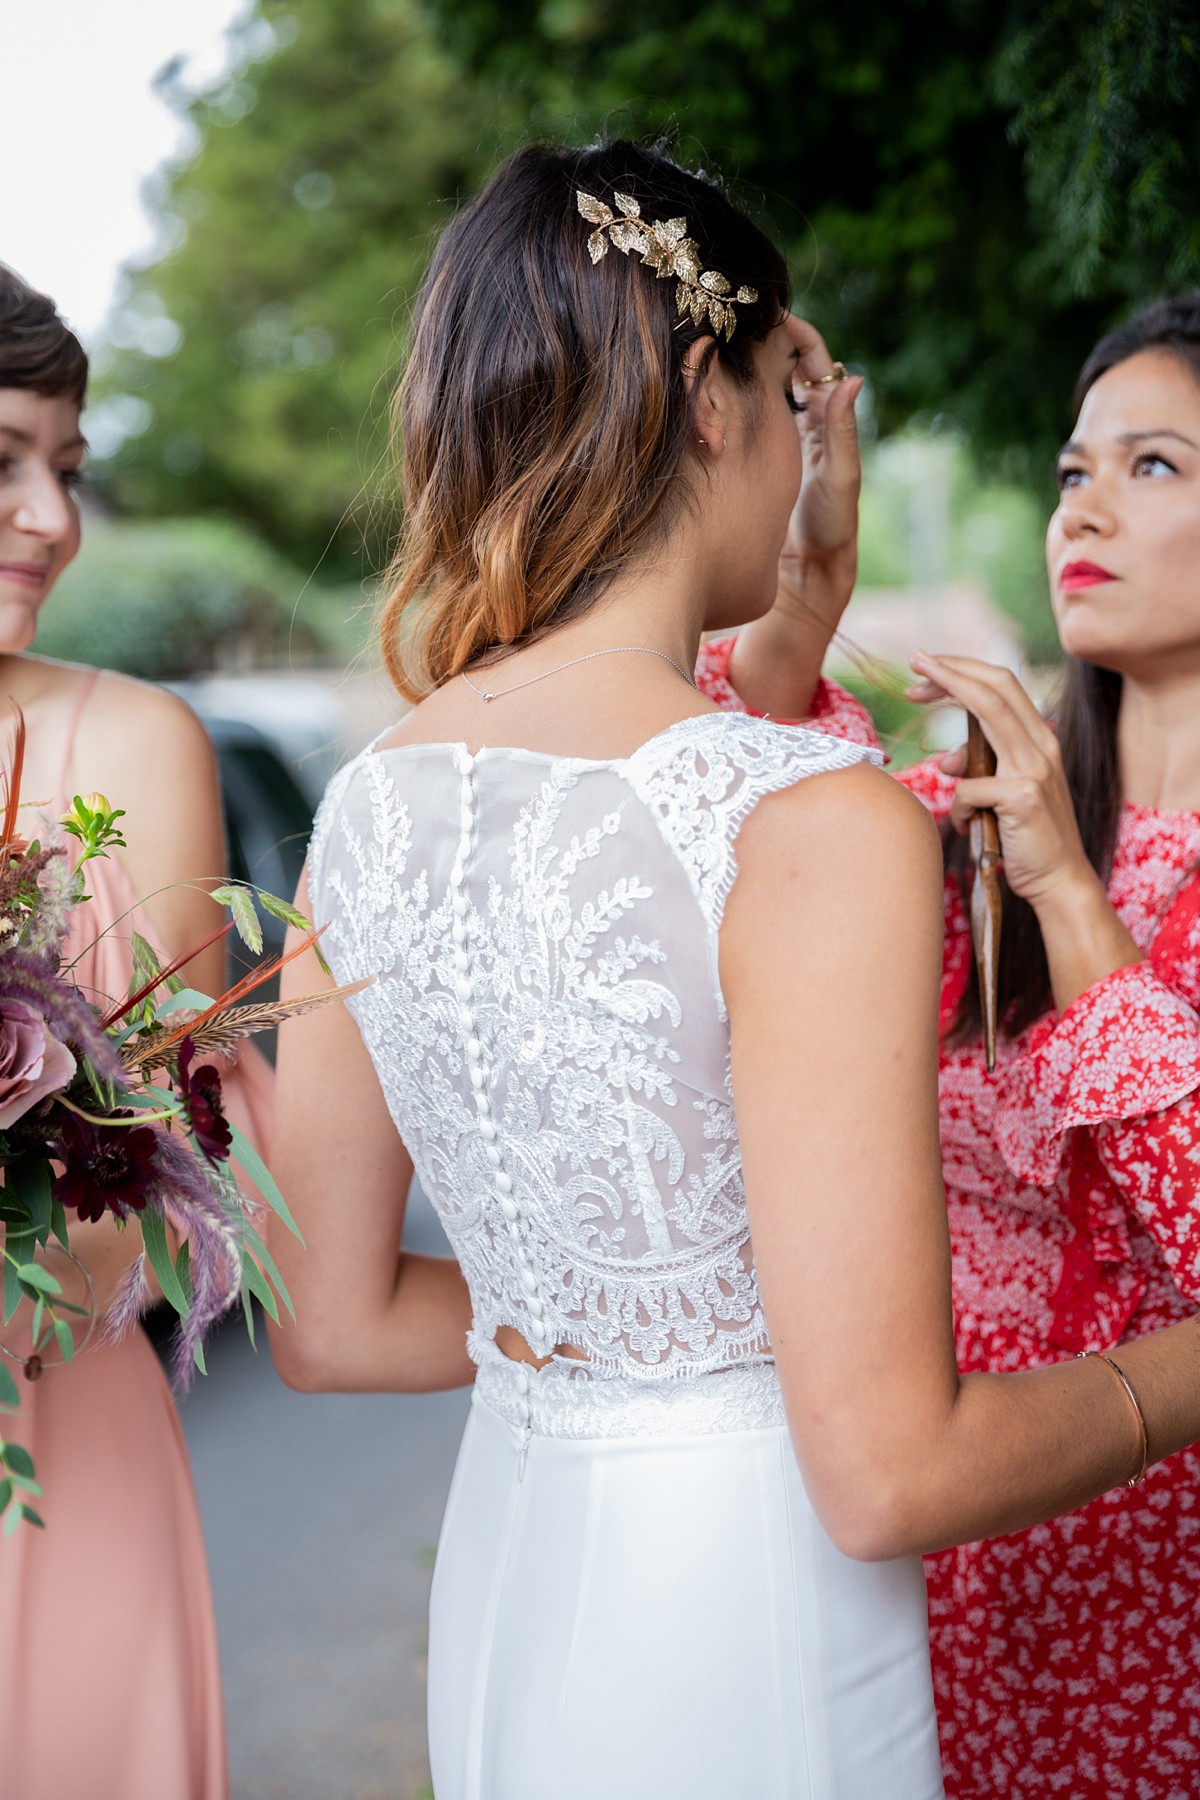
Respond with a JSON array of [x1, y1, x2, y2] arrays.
[[309, 713, 878, 1380]]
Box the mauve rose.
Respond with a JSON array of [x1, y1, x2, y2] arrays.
[[0, 1000, 76, 1129]]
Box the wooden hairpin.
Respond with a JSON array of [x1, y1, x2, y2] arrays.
[[966, 713, 1002, 1072]]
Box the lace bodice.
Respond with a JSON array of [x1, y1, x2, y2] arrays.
[[309, 711, 880, 1381]]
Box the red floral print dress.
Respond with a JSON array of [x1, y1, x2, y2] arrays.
[[697, 633, 1200, 1800]]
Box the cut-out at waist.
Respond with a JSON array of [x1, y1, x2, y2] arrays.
[[492, 1323, 775, 1370], [475, 1339, 787, 1440], [494, 1323, 590, 1369]]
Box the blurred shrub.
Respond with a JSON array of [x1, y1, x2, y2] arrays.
[[35, 516, 360, 678], [836, 667, 933, 771]]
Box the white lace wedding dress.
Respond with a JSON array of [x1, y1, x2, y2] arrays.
[[309, 711, 944, 1800]]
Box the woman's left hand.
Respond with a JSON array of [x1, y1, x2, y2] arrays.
[[906, 651, 1096, 913]]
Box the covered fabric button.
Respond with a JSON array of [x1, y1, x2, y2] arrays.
[[455, 977, 473, 1002], [454, 950, 470, 973], [520, 1269, 538, 1293], [480, 1120, 497, 1141], [500, 1196, 519, 1220], [528, 1318, 548, 1341], [494, 1171, 513, 1195], [474, 1090, 491, 1115], [527, 1296, 544, 1319], [514, 1367, 530, 1394], [466, 1037, 483, 1062], [485, 1144, 502, 1167], [452, 921, 466, 946], [450, 863, 465, 888], [470, 1067, 485, 1091], [452, 893, 468, 918]]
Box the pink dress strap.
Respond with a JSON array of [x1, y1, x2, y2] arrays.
[[53, 668, 103, 814]]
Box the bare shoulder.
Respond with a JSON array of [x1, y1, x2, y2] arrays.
[[736, 756, 941, 891], [71, 670, 215, 796]]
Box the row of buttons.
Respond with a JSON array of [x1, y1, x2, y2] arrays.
[[452, 755, 549, 1458]]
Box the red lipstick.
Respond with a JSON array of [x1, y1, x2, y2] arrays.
[[1059, 561, 1117, 592]]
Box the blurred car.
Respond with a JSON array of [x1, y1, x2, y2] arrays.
[[204, 715, 313, 958]]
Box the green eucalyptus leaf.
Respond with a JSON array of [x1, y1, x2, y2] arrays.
[[0, 1363, 19, 1408], [49, 1198, 70, 1251], [14, 1264, 62, 1298], [4, 1443, 35, 1480], [227, 1122, 302, 1241], [240, 1220, 294, 1319], [0, 1478, 11, 1516], [8, 1158, 54, 1242], [3, 1228, 35, 1324], [140, 1208, 188, 1317], [53, 1318, 74, 1363], [240, 1252, 280, 1325], [3, 1504, 23, 1536], [18, 1505, 44, 1530]]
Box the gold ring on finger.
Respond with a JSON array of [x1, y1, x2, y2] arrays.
[[803, 361, 847, 388]]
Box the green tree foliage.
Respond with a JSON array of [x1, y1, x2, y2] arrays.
[[98, 1, 511, 576], [418, 0, 1200, 463], [98, 0, 1200, 588], [35, 518, 338, 678]]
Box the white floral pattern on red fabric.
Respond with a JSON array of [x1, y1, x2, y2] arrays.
[[695, 634, 1200, 1800]]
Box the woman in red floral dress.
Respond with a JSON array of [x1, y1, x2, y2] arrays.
[[702, 295, 1200, 1799]]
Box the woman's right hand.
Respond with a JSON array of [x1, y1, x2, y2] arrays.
[[725, 315, 863, 720], [776, 313, 864, 620]]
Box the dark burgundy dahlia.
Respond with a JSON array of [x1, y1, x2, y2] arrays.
[[177, 1037, 232, 1165], [56, 1110, 160, 1222]]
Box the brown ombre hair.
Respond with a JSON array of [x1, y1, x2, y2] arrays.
[[949, 293, 1200, 1045], [0, 265, 88, 405], [379, 140, 789, 701]]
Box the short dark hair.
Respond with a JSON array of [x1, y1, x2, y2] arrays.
[[0, 265, 88, 405]]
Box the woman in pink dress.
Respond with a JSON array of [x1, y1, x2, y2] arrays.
[[703, 293, 1200, 1798], [0, 265, 265, 1797]]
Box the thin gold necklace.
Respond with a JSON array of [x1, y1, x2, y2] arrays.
[[460, 644, 695, 703]]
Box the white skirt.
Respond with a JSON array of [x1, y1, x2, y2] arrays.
[[428, 1352, 944, 1800]]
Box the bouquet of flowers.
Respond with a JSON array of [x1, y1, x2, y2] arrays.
[[0, 715, 349, 1533]]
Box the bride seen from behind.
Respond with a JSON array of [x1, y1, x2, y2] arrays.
[[268, 142, 1200, 1800]]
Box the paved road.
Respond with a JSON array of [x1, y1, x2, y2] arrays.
[[176, 1191, 470, 1800]]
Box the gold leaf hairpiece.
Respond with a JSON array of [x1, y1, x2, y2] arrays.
[[576, 190, 759, 343]]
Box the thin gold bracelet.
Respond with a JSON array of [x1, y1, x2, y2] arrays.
[[1079, 1350, 1150, 1487]]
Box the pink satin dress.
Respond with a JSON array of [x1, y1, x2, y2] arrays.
[[0, 671, 272, 1800]]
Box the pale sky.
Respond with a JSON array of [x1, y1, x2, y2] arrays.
[[2, 0, 249, 340]]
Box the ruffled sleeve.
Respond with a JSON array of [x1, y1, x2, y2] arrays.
[[693, 633, 881, 749], [994, 958, 1200, 1305]]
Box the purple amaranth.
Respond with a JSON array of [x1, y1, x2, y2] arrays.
[[0, 949, 125, 1084], [149, 1131, 242, 1391], [101, 1251, 150, 1343]]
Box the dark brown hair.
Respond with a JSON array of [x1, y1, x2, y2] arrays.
[[379, 140, 789, 700], [0, 265, 88, 405], [949, 293, 1200, 1043]]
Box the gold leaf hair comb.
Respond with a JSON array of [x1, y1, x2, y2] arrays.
[[576, 190, 759, 342]]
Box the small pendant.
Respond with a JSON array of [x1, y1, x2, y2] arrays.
[[483, 693, 495, 703]]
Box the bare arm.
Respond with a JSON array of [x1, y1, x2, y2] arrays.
[[723, 762, 1200, 1561], [76, 675, 228, 998], [266, 869, 474, 1394], [728, 318, 863, 718], [58, 679, 230, 1308]]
